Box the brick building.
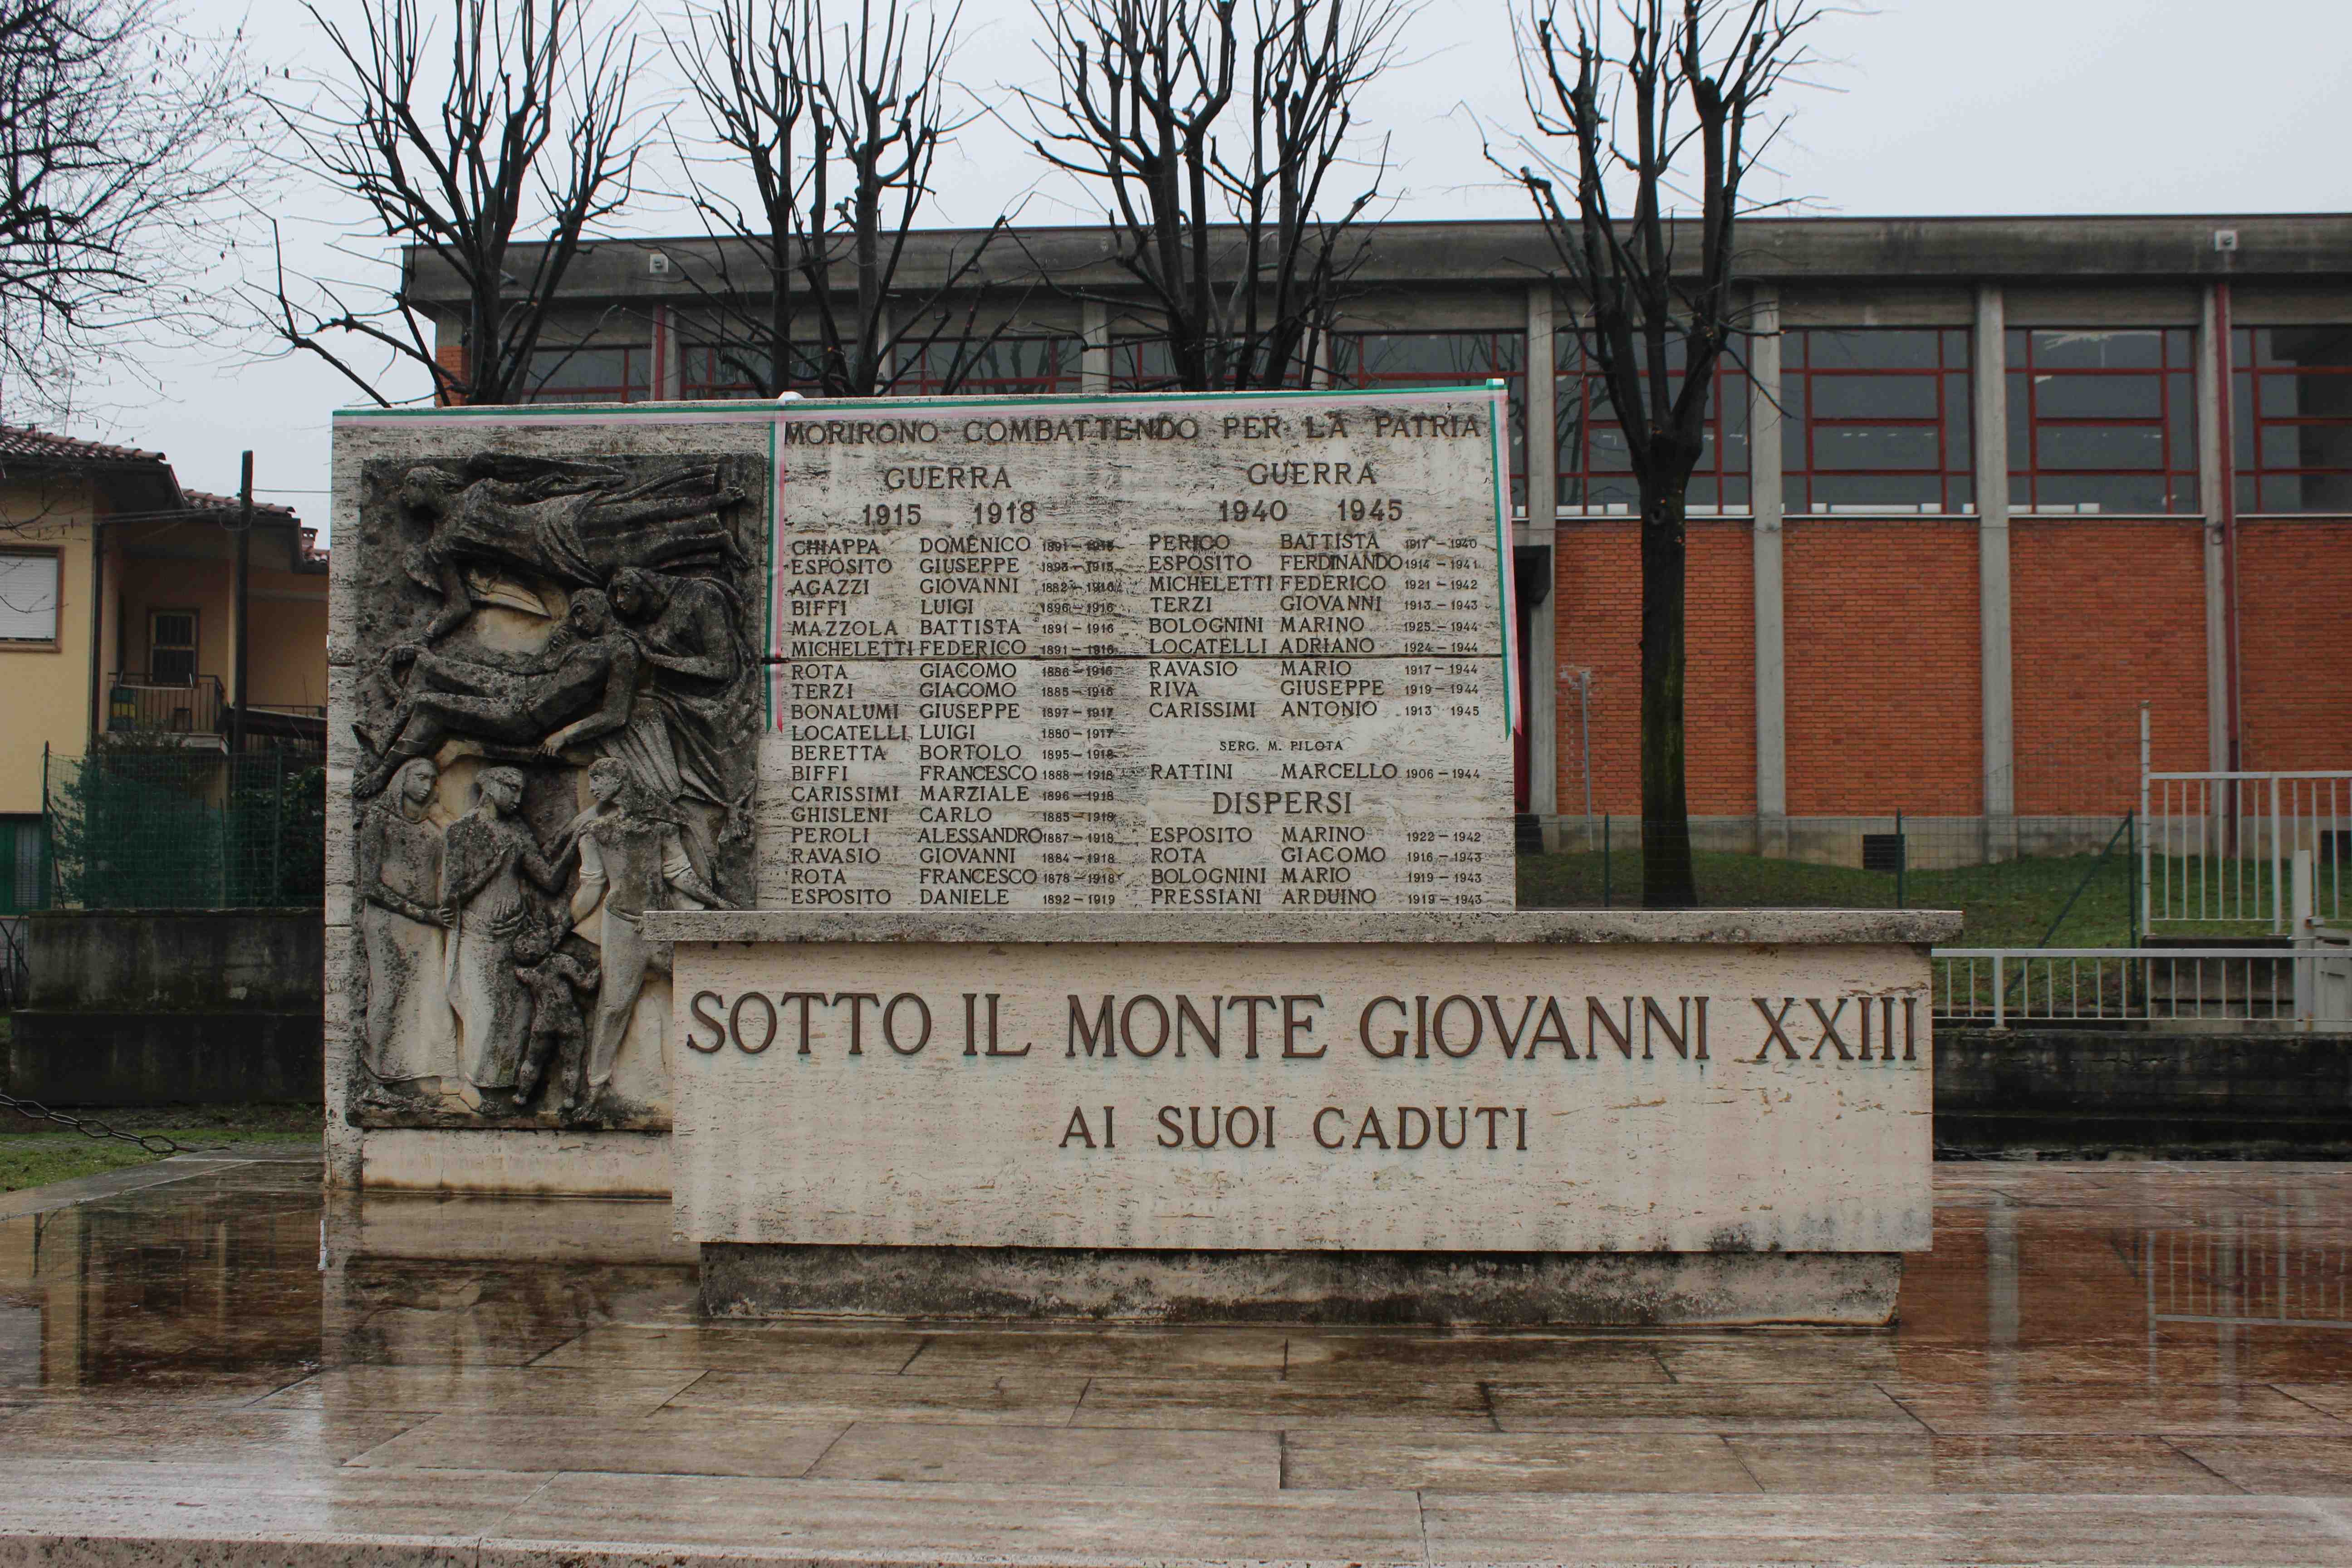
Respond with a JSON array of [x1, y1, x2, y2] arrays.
[[405, 214, 2352, 856]]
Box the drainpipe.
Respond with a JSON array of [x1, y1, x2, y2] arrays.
[[2215, 280, 2241, 775], [231, 452, 252, 755], [85, 511, 103, 750]]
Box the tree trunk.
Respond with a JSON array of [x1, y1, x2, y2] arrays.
[[1639, 477, 1696, 908]]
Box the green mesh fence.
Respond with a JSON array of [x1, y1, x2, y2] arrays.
[[41, 747, 325, 910]]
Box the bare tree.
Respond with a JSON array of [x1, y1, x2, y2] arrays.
[[1024, 0, 1411, 391], [1496, 0, 1821, 907], [0, 0, 258, 418], [261, 0, 646, 407], [666, 0, 1013, 399]]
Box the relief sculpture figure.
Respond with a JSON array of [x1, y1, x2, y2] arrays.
[[441, 766, 570, 1100], [353, 590, 639, 799], [568, 757, 727, 1113], [607, 564, 758, 890], [512, 921, 599, 1117], [354, 757, 450, 1093], [398, 460, 746, 642]]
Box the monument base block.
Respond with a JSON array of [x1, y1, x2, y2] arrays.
[[701, 1244, 1903, 1328]]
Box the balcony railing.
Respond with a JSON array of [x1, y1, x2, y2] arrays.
[[106, 672, 225, 739], [102, 678, 327, 751]]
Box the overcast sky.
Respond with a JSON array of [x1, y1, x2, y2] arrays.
[[55, 0, 2352, 533]]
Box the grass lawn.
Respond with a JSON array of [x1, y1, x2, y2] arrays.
[[1516, 846, 2137, 947], [0, 1102, 323, 1196]]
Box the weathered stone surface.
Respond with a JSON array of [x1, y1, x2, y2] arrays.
[[769, 393, 1508, 659], [700, 1243, 1905, 1326], [355, 1126, 673, 1196], [649, 908, 1966, 946], [328, 415, 771, 1148], [760, 387, 1515, 918], [755, 657, 1514, 912], [669, 934, 1934, 1254]]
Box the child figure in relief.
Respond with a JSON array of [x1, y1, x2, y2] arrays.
[[512, 922, 599, 1118]]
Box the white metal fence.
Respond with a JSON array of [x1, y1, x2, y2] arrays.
[[2138, 712, 2351, 936], [1933, 941, 2352, 1029]]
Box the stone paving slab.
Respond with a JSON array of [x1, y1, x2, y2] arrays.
[[257, 1366, 709, 1416], [661, 1368, 1093, 1424], [1719, 1433, 2243, 1495], [530, 1323, 930, 1373], [1416, 1492, 2352, 1566], [0, 1456, 558, 1550], [490, 1475, 1436, 1563], [1488, 1380, 1923, 1433], [1066, 1373, 1498, 1431], [8, 1469, 2352, 1567]]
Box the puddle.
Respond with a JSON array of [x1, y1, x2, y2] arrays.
[[5, 1158, 2352, 1395]]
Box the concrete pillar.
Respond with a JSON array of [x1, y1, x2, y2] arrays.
[[1525, 286, 1559, 843], [2198, 284, 2231, 777], [652, 304, 679, 400], [1748, 285, 1787, 856], [1081, 299, 1109, 392], [1973, 284, 2015, 852]]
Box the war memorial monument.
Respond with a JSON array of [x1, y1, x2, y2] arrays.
[[325, 384, 1950, 1325]]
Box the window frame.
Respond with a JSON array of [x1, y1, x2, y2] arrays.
[[522, 343, 655, 404], [0, 547, 61, 650], [147, 607, 199, 684], [1782, 327, 1974, 517], [2007, 327, 2199, 516], [681, 341, 822, 400], [1555, 330, 1752, 517], [897, 335, 1084, 397], [1332, 329, 1527, 511], [2232, 324, 2352, 516]]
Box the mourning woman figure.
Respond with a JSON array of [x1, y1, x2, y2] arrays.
[[441, 766, 569, 1098], [355, 756, 449, 1090], [568, 757, 725, 1113]]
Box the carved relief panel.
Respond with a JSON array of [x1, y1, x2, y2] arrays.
[[342, 450, 763, 1132]]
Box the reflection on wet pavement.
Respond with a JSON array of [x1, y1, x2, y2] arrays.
[[8, 1158, 2352, 1562]]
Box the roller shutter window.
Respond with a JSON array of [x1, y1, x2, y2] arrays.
[[0, 551, 58, 642]]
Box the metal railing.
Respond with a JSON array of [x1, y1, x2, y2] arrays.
[[2138, 710, 2351, 936], [105, 672, 226, 739], [1934, 941, 2352, 1029]]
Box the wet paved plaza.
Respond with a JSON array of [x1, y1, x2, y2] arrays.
[[10, 1156, 2352, 1563]]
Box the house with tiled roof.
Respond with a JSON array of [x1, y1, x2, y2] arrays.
[[0, 426, 327, 908]]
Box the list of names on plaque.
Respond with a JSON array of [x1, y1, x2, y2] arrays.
[[760, 389, 1517, 914]]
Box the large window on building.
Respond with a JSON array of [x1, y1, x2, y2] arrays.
[[901, 336, 1081, 395], [1783, 328, 1971, 514], [1107, 338, 1337, 393], [2006, 328, 2197, 514], [2233, 326, 2352, 514], [0, 550, 58, 643], [1105, 338, 1176, 392], [524, 345, 652, 403], [682, 342, 821, 399], [1333, 331, 1526, 507], [1557, 331, 1749, 515]]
